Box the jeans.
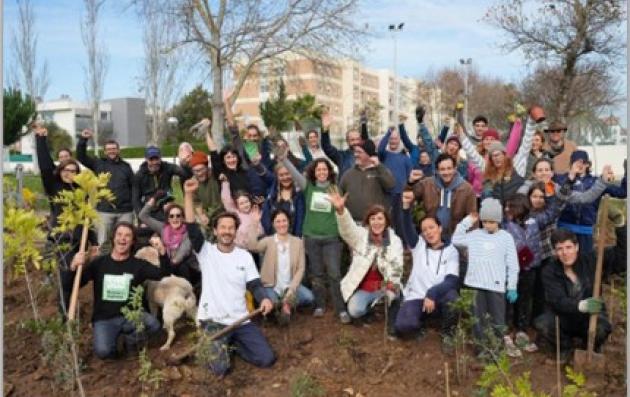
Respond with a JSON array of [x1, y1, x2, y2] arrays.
[[304, 236, 346, 314], [265, 285, 314, 307], [347, 290, 384, 318], [395, 289, 458, 337], [201, 321, 275, 376], [97, 211, 134, 246], [534, 311, 611, 354], [92, 312, 161, 359], [473, 289, 506, 343]]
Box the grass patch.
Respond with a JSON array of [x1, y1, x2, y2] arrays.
[[290, 372, 325, 397]]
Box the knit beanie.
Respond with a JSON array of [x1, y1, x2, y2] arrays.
[[482, 129, 500, 141], [189, 151, 208, 168], [487, 141, 506, 156], [355, 139, 376, 157], [570, 150, 589, 165], [479, 198, 503, 223]]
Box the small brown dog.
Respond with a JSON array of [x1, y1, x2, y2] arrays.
[[135, 246, 197, 351]]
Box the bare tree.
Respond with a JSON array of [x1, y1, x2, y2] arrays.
[[485, 0, 626, 121], [10, 0, 50, 99], [82, 0, 109, 155], [157, 0, 367, 147], [135, 1, 179, 145]]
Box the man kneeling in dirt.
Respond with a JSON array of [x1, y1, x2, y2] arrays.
[[70, 222, 173, 359], [183, 178, 276, 376], [534, 227, 626, 362]]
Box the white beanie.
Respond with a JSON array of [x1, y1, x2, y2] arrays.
[[479, 198, 503, 223]]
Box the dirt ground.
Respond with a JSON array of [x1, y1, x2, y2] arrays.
[[3, 274, 627, 397]]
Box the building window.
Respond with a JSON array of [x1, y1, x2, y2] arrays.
[[101, 111, 108, 121], [41, 111, 54, 122]]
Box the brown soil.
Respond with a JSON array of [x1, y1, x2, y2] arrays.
[[3, 274, 627, 397]]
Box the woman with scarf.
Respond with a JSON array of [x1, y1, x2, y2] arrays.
[[139, 198, 196, 282], [328, 190, 404, 336]]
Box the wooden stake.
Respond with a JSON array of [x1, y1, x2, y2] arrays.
[[444, 362, 451, 397], [555, 315, 562, 397], [68, 219, 90, 321]]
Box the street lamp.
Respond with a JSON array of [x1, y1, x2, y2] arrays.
[[389, 23, 404, 122], [459, 58, 472, 127]]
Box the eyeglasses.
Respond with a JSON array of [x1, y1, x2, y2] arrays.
[[192, 167, 207, 174], [169, 213, 183, 219], [62, 168, 79, 173]]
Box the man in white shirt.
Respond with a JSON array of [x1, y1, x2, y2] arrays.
[[184, 178, 275, 376], [394, 191, 460, 352]]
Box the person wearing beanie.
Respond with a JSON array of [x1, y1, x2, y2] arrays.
[[415, 104, 468, 179], [452, 199, 519, 357], [133, 145, 193, 222], [339, 139, 396, 222], [188, 151, 223, 234], [543, 121, 578, 174], [482, 133, 530, 205], [553, 150, 627, 255]]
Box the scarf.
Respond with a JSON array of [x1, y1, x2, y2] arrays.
[[163, 224, 187, 257]]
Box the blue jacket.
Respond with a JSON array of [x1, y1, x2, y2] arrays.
[[321, 122, 369, 179], [377, 129, 413, 194], [417, 123, 468, 179], [261, 181, 305, 237]]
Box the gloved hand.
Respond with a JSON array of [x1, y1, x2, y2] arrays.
[[578, 297, 603, 314], [415, 105, 426, 124], [506, 289, 518, 304]]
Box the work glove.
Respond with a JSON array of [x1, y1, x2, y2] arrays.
[[415, 105, 425, 124], [578, 297, 603, 314], [506, 289, 518, 304]]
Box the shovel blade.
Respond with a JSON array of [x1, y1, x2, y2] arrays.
[[573, 349, 606, 373]]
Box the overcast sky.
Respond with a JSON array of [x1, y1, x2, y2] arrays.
[[3, 0, 627, 126]]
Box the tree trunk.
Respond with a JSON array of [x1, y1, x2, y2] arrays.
[[210, 33, 225, 148], [92, 103, 99, 155]]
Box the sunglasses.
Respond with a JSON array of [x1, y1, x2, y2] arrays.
[[168, 213, 183, 219]]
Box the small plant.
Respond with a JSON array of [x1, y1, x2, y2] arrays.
[[336, 329, 357, 349], [290, 372, 325, 397], [448, 288, 476, 382], [122, 285, 164, 396]]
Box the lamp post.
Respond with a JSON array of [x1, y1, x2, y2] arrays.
[[459, 58, 472, 127], [389, 23, 404, 123]]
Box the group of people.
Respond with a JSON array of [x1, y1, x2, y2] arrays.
[[33, 98, 627, 375]]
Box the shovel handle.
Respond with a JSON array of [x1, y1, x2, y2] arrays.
[[168, 308, 263, 365], [587, 195, 609, 360], [67, 219, 91, 321]]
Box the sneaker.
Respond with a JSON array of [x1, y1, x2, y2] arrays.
[[313, 308, 325, 317], [515, 331, 538, 353], [339, 311, 351, 324], [504, 335, 523, 358]]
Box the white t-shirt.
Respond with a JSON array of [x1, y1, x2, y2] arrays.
[[403, 239, 459, 301], [274, 236, 292, 296], [196, 242, 260, 325]]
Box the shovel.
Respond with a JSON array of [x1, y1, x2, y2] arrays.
[[167, 308, 263, 365], [573, 195, 609, 372]]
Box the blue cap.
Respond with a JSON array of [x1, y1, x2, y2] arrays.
[[570, 150, 588, 165], [145, 146, 161, 159]]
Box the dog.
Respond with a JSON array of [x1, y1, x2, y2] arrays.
[[135, 246, 198, 351]]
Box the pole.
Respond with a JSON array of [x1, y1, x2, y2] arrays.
[[463, 65, 469, 129], [393, 32, 398, 122]]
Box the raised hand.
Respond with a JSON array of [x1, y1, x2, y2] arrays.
[[32, 123, 48, 137], [321, 108, 331, 130], [150, 236, 166, 256], [402, 190, 415, 209], [183, 178, 199, 194], [274, 141, 288, 161], [415, 105, 425, 124], [408, 169, 424, 184], [326, 186, 348, 214], [469, 211, 479, 224], [601, 165, 614, 182], [298, 135, 307, 148], [568, 160, 581, 181], [81, 129, 94, 139]]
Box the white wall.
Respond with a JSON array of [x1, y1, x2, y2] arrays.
[[578, 145, 627, 177]]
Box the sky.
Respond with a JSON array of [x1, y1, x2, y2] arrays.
[[3, 0, 627, 126]]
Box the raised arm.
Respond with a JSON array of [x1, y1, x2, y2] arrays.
[[138, 199, 166, 233], [220, 180, 237, 212], [183, 178, 205, 253], [513, 118, 535, 177], [377, 129, 392, 161], [319, 110, 341, 168], [398, 121, 416, 154], [329, 188, 363, 250], [34, 127, 57, 196], [280, 156, 307, 191], [457, 125, 486, 172], [451, 213, 477, 247], [401, 191, 419, 248], [76, 129, 97, 171], [504, 118, 523, 157], [418, 122, 439, 164]]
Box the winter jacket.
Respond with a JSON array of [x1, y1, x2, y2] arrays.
[[452, 215, 519, 293], [542, 226, 626, 316], [208, 149, 273, 199], [261, 180, 305, 237], [320, 122, 369, 179], [132, 160, 191, 221], [138, 202, 192, 265], [336, 208, 404, 301], [544, 139, 578, 174], [245, 232, 305, 296], [77, 137, 134, 213], [35, 135, 78, 232], [377, 129, 413, 194], [417, 123, 468, 179], [410, 174, 477, 238], [554, 172, 604, 233], [339, 163, 396, 221], [482, 169, 525, 205]]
